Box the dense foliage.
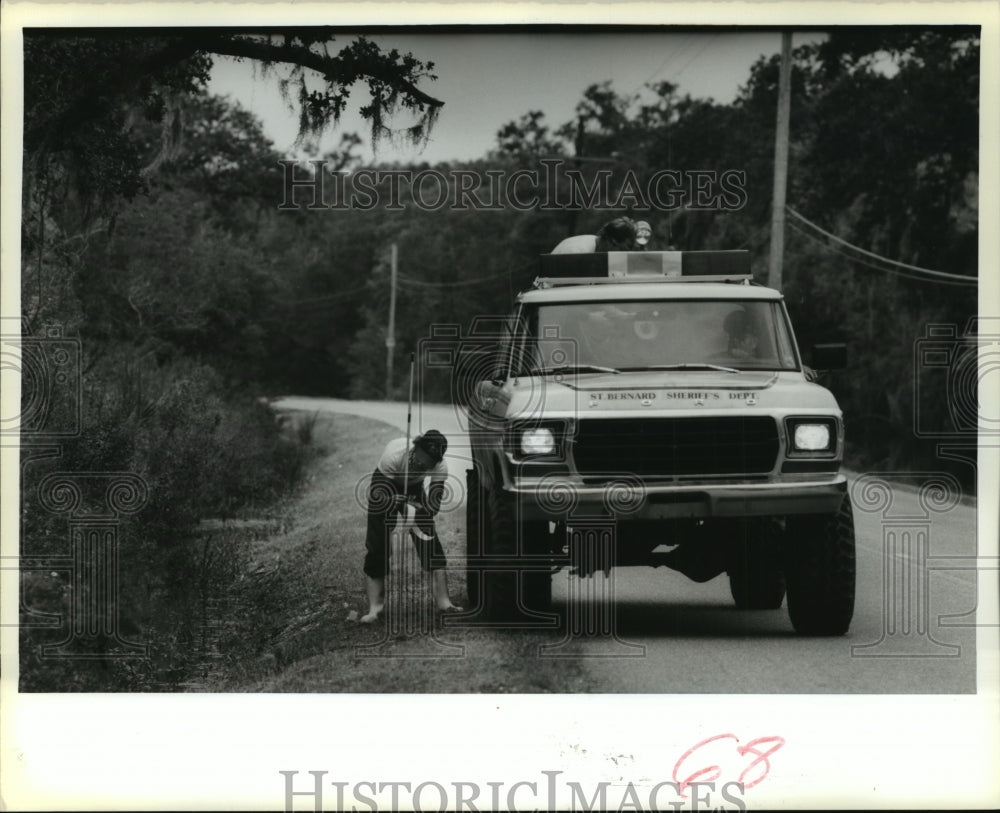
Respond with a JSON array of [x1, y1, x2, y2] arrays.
[[19, 29, 442, 690]]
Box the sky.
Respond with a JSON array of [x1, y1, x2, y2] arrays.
[[207, 30, 817, 166]]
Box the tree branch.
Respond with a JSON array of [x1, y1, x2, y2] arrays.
[[26, 32, 443, 156], [25, 37, 203, 152], [195, 33, 443, 110]]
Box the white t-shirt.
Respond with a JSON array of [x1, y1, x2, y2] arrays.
[[377, 437, 447, 488], [551, 234, 598, 254]]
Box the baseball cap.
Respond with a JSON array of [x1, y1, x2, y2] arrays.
[[414, 430, 448, 462]]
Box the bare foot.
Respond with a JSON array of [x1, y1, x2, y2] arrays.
[[360, 605, 383, 623]]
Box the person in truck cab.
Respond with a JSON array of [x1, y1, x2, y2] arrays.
[[722, 308, 760, 360]]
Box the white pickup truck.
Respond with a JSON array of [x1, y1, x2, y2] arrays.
[[465, 249, 856, 635]]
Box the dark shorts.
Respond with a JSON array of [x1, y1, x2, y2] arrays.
[[363, 469, 446, 578]]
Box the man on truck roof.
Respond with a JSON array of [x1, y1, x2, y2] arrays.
[[551, 216, 643, 254]]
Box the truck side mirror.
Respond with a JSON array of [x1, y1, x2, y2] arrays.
[[810, 343, 847, 371], [453, 347, 501, 405], [458, 346, 503, 383]]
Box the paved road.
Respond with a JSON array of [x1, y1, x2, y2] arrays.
[[275, 396, 980, 693]]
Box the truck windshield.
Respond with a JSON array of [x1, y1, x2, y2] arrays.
[[520, 300, 799, 373]]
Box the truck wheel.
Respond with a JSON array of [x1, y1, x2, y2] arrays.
[[727, 518, 786, 610], [784, 497, 856, 635], [482, 480, 552, 621], [522, 523, 554, 613], [465, 468, 482, 609]]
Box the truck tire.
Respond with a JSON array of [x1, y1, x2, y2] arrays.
[[783, 497, 856, 635], [522, 525, 554, 614], [482, 479, 552, 621], [465, 468, 482, 609], [481, 478, 517, 620], [727, 518, 786, 610]]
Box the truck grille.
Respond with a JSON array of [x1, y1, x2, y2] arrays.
[[572, 417, 779, 477]]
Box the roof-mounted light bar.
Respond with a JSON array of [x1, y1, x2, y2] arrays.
[[537, 250, 752, 283]]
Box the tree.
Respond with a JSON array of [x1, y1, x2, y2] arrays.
[[17, 29, 448, 691], [153, 92, 286, 233], [24, 29, 442, 207], [21, 29, 443, 332], [792, 28, 979, 275], [556, 81, 635, 159], [754, 28, 981, 483], [480, 32, 979, 486], [494, 110, 566, 160]]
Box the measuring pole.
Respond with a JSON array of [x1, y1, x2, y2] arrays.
[[401, 352, 415, 518], [385, 243, 398, 400], [768, 31, 792, 291], [404, 353, 415, 457]]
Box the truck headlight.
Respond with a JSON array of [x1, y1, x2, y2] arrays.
[[521, 427, 556, 455], [793, 423, 831, 451]]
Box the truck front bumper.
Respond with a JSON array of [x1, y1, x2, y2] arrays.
[[505, 475, 848, 521]]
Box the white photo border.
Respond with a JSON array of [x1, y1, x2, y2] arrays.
[[2, 2, 998, 810]]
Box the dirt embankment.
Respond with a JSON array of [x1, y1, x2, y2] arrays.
[[198, 412, 587, 693]]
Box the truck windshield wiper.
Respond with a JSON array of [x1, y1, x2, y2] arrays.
[[531, 364, 621, 375], [619, 363, 741, 374]]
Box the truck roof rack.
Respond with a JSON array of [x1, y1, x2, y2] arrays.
[[536, 250, 752, 287], [533, 276, 753, 289]]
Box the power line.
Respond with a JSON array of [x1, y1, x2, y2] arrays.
[[786, 206, 977, 284], [271, 285, 373, 308], [636, 35, 697, 92], [674, 36, 718, 80], [253, 284, 374, 323], [786, 219, 978, 287], [735, 222, 772, 252], [397, 268, 516, 288]]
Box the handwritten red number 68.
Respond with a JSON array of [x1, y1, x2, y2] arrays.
[[672, 733, 786, 796]]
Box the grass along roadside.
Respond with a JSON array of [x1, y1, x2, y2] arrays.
[[199, 410, 589, 693]]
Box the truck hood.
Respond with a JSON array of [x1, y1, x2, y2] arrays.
[[507, 370, 840, 415]]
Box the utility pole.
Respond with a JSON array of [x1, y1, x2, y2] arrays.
[[768, 31, 792, 291], [385, 243, 397, 400]]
